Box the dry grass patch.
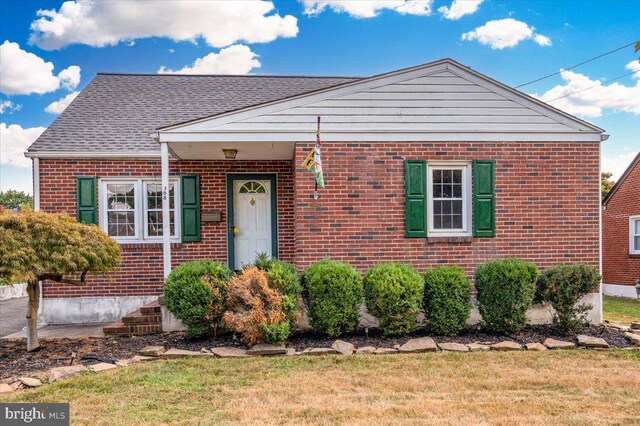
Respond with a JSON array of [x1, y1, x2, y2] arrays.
[[1, 351, 639, 425]]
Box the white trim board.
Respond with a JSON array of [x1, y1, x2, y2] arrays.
[[160, 132, 603, 143], [25, 151, 161, 159]]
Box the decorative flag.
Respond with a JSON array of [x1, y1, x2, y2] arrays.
[[301, 148, 315, 171], [313, 116, 325, 188]]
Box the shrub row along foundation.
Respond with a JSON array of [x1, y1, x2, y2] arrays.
[[164, 255, 602, 344]]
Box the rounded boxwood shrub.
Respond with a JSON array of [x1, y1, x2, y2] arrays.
[[302, 259, 363, 337], [363, 262, 423, 335], [474, 258, 538, 334], [423, 266, 471, 336], [163, 260, 232, 337], [535, 263, 601, 334]]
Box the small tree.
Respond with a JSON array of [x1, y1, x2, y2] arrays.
[[0, 210, 121, 351], [601, 172, 615, 199], [0, 190, 33, 210]]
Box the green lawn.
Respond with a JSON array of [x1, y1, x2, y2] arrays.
[[2, 351, 639, 425], [603, 295, 640, 325]]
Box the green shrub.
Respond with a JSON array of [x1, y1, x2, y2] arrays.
[[423, 266, 471, 336], [474, 258, 538, 334], [164, 260, 232, 337], [536, 263, 601, 334], [302, 259, 363, 337], [261, 321, 291, 344], [363, 262, 423, 335]]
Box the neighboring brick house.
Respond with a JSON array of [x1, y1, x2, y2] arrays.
[[602, 152, 640, 299], [26, 59, 606, 325]]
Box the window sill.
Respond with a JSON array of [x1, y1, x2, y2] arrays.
[[119, 242, 184, 249], [427, 236, 472, 244]]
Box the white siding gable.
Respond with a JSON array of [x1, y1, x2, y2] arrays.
[[158, 60, 603, 143]]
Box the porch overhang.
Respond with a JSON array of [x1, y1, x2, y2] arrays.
[[155, 132, 295, 160]]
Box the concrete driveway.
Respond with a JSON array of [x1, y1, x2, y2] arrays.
[[0, 297, 27, 337]]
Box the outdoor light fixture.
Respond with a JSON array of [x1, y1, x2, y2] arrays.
[[222, 149, 238, 159]]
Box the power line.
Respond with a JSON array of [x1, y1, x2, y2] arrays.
[[545, 70, 638, 103], [515, 41, 638, 88]]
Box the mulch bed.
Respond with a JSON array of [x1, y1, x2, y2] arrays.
[[0, 324, 634, 383]]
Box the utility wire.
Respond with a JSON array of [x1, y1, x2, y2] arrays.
[[545, 70, 638, 103], [515, 41, 638, 88]]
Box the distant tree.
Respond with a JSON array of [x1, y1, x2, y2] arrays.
[[0, 210, 121, 351], [636, 41, 640, 62], [0, 190, 33, 209], [601, 172, 615, 200]]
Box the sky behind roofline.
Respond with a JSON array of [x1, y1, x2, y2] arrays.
[[1, 0, 638, 194]]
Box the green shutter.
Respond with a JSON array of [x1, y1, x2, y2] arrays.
[[473, 160, 495, 237], [181, 175, 201, 242], [76, 176, 97, 224], [405, 160, 427, 238]]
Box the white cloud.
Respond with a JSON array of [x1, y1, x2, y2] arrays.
[[438, 0, 484, 20], [158, 45, 261, 75], [0, 100, 21, 114], [602, 151, 639, 181], [533, 61, 640, 118], [461, 18, 551, 49], [0, 40, 81, 95], [45, 91, 80, 114], [58, 66, 81, 90], [533, 34, 552, 46], [302, 0, 433, 18], [0, 123, 46, 168], [29, 0, 298, 50]]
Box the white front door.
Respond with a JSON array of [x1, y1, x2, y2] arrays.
[[233, 179, 272, 269]]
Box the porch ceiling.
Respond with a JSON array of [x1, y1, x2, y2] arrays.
[[168, 141, 295, 160]]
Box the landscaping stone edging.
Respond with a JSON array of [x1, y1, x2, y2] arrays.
[[3, 329, 640, 394]]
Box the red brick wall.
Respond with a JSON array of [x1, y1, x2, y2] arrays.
[[40, 141, 602, 298], [603, 160, 640, 286], [294, 141, 601, 277], [39, 159, 294, 298]]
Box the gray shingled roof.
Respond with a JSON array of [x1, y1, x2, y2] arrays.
[[28, 73, 359, 153]]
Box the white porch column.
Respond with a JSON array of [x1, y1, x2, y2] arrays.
[[33, 157, 40, 211], [161, 142, 172, 279]]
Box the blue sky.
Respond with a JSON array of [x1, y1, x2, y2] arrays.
[[1, 0, 638, 194]]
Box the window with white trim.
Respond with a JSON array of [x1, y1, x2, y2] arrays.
[[144, 182, 176, 238], [630, 215, 640, 255], [100, 178, 180, 242], [427, 163, 472, 237]]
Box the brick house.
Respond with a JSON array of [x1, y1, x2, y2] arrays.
[[602, 152, 640, 299], [26, 59, 606, 326]]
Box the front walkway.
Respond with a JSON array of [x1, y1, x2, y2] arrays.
[[0, 297, 26, 337], [1, 323, 106, 339]]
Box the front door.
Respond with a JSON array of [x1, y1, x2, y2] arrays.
[[228, 175, 277, 270]]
